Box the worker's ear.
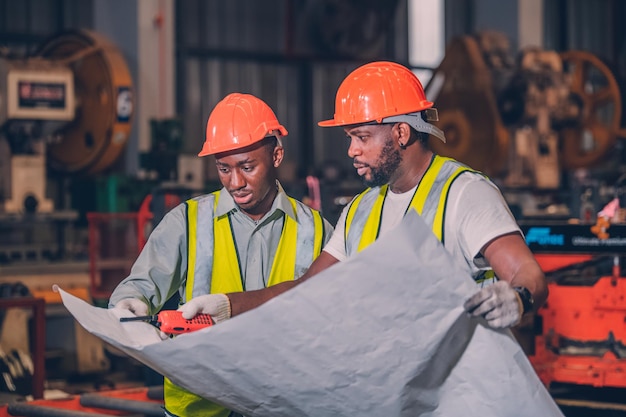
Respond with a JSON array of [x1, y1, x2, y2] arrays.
[[273, 144, 284, 168], [395, 122, 412, 149]]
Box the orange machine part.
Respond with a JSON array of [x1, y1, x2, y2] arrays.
[[531, 344, 626, 388], [0, 386, 162, 416], [137, 193, 182, 251], [37, 29, 133, 174], [534, 254, 594, 273], [530, 275, 626, 388], [87, 212, 139, 300], [541, 276, 626, 341]]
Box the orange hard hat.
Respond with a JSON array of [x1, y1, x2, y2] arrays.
[[319, 61, 446, 142], [198, 93, 288, 156], [319, 61, 434, 126]]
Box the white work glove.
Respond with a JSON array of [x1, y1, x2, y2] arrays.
[[115, 299, 170, 340], [114, 298, 149, 316], [178, 294, 231, 323], [463, 281, 523, 329]]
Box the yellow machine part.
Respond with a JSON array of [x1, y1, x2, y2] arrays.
[[37, 29, 133, 174]]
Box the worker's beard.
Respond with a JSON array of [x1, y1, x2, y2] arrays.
[[363, 139, 402, 187]]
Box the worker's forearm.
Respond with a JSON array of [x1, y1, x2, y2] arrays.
[[510, 261, 549, 310], [482, 233, 549, 312], [227, 280, 300, 317]]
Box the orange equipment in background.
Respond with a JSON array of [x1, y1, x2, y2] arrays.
[[137, 192, 182, 251], [0, 386, 164, 416], [87, 212, 139, 301], [88, 190, 183, 301], [521, 222, 626, 388]]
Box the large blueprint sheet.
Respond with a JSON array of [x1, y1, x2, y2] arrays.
[[58, 210, 564, 417]]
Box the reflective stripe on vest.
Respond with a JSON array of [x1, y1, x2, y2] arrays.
[[344, 155, 494, 283], [165, 191, 325, 417]]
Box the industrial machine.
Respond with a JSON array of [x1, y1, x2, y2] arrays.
[[427, 32, 626, 396], [426, 31, 626, 187], [520, 221, 626, 389], [0, 29, 134, 265], [0, 29, 133, 214], [0, 29, 134, 395]]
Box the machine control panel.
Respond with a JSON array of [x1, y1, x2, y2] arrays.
[[0, 60, 75, 124]]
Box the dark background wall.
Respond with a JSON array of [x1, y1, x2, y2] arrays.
[[1, 0, 624, 198]]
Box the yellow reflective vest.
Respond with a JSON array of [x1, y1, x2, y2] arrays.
[[164, 190, 326, 417], [344, 155, 494, 284]]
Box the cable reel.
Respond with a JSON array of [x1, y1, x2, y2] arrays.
[[36, 29, 134, 174]]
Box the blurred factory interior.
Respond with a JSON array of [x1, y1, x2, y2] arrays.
[[0, 0, 626, 415]]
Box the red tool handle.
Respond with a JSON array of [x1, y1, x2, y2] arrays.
[[157, 310, 214, 334]]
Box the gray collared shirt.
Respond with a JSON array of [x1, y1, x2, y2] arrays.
[[109, 181, 333, 309], [215, 182, 306, 290]]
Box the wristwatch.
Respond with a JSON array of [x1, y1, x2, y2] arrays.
[[513, 286, 534, 315]]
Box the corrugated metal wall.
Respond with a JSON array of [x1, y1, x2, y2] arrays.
[[544, 0, 625, 81], [175, 0, 409, 184], [2, 0, 622, 183], [0, 0, 92, 54]]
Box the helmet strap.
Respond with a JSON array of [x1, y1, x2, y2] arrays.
[[382, 111, 447, 143]]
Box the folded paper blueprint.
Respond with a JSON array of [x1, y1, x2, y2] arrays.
[[57, 209, 564, 417]]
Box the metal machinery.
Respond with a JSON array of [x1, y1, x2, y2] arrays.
[[0, 29, 133, 262], [426, 32, 626, 395], [425, 32, 626, 185], [0, 28, 133, 202], [521, 222, 626, 390], [0, 30, 134, 399]]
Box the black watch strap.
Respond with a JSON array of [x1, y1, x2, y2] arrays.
[[513, 286, 534, 315]]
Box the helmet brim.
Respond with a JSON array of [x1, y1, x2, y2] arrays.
[[317, 118, 341, 127], [318, 118, 379, 128]]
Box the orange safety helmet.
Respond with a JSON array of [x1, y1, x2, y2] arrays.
[[198, 93, 288, 156], [318, 61, 446, 142]]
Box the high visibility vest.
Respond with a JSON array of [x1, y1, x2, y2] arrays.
[[344, 155, 494, 284], [164, 191, 326, 417]]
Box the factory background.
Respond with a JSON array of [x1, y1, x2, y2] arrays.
[[0, 0, 625, 415]]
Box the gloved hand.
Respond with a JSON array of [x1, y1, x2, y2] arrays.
[[114, 298, 149, 316], [178, 294, 231, 323], [463, 281, 522, 329], [115, 299, 169, 340]]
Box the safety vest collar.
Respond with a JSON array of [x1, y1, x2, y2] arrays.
[[274, 181, 297, 221], [214, 181, 297, 222], [346, 155, 476, 252]]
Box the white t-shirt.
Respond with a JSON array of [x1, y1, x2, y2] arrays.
[[323, 173, 521, 277]]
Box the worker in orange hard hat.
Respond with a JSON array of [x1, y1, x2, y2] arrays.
[[109, 92, 333, 417], [172, 63, 548, 335], [310, 61, 546, 329], [318, 60, 447, 144]]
